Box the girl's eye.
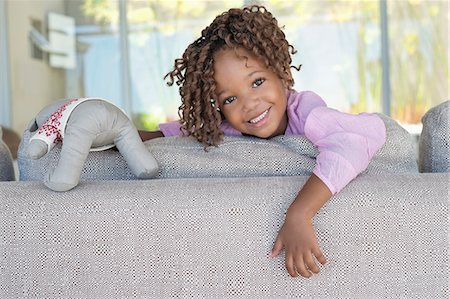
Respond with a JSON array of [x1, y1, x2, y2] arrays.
[[252, 78, 265, 88], [223, 96, 237, 105]]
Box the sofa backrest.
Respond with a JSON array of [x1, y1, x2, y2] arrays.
[[18, 113, 417, 182]]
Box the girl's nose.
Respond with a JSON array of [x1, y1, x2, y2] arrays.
[[241, 95, 260, 112]]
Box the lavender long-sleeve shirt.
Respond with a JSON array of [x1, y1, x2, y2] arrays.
[[159, 90, 386, 194]]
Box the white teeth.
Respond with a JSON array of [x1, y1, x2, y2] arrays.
[[249, 109, 269, 124]]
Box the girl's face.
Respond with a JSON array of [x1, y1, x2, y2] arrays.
[[213, 47, 288, 138]]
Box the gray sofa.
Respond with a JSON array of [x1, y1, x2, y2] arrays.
[[1, 102, 449, 299]]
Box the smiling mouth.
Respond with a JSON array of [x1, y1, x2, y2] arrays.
[[249, 109, 269, 124]]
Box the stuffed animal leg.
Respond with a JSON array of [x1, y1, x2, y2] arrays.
[[27, 98, 159, 192]]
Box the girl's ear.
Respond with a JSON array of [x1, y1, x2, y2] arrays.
[[284, 68, 293, 88]]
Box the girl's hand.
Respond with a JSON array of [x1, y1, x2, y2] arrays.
[[270, 211, 327, 278], [271, 174, 331, 277]]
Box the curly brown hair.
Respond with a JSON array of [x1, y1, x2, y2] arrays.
[[165, 5, 299, 147]]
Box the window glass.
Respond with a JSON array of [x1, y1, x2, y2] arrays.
[[263, 0, 382, 113], [387, 0, 448, 125], [66, 0, 448, 131], [126, 0, 385, 129], [126, 0, 244, 130], [66, 0, 124, 107]]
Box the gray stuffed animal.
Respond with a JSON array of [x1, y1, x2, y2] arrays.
[[27, 97, 159, 191]]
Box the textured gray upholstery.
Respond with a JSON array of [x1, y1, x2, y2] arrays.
[[1, 174, 448, 298], [419, 101, 450, 173], [18, 113, 417, 182], [4, 108, 449, 298], [0, 128, 15, 181]]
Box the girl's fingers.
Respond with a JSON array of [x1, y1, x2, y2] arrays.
[[313, 248, 327, 265], [271, 237, 283, 257], [294, 255, 311, 278], [304, 252, 320, 274], [285, 253, 298, 277], [271, 237, 326, 278]]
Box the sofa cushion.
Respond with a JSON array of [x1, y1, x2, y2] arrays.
[[18, 113, 417, 182], [419, 101, 450, 173]]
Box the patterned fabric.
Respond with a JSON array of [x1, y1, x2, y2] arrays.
[[419, 100, 450, 173], [30, 98, 79, 153], [1, 174, 448, 298], [18, 113, 417, 182]]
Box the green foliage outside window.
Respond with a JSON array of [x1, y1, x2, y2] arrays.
[[132, 112, 167, 131]]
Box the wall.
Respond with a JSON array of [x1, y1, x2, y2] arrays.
[[7, 0, 65, 134]]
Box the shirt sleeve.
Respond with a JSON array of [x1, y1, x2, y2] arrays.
[[285, 90, 327, 135], [159, 121, 183, 137], [159, 120, 242, 137], [304, 107, 386, 194]]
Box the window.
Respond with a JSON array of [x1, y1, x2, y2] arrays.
[[65, 0, 124, 108], [65, 0, 447, 131], [388, 0, 447, 124]]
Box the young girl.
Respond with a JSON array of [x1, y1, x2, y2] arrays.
[[139, 5, 386, 278]]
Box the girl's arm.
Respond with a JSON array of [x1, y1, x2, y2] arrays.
[[271, 106, 386, 278], [138, 130, 164, 141], [271, 174, 331, 278]]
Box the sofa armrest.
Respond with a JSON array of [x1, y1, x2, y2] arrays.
[[419, 100, 450, 173], [0, 137, 15, 181], [1, 173, 448, 298]]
